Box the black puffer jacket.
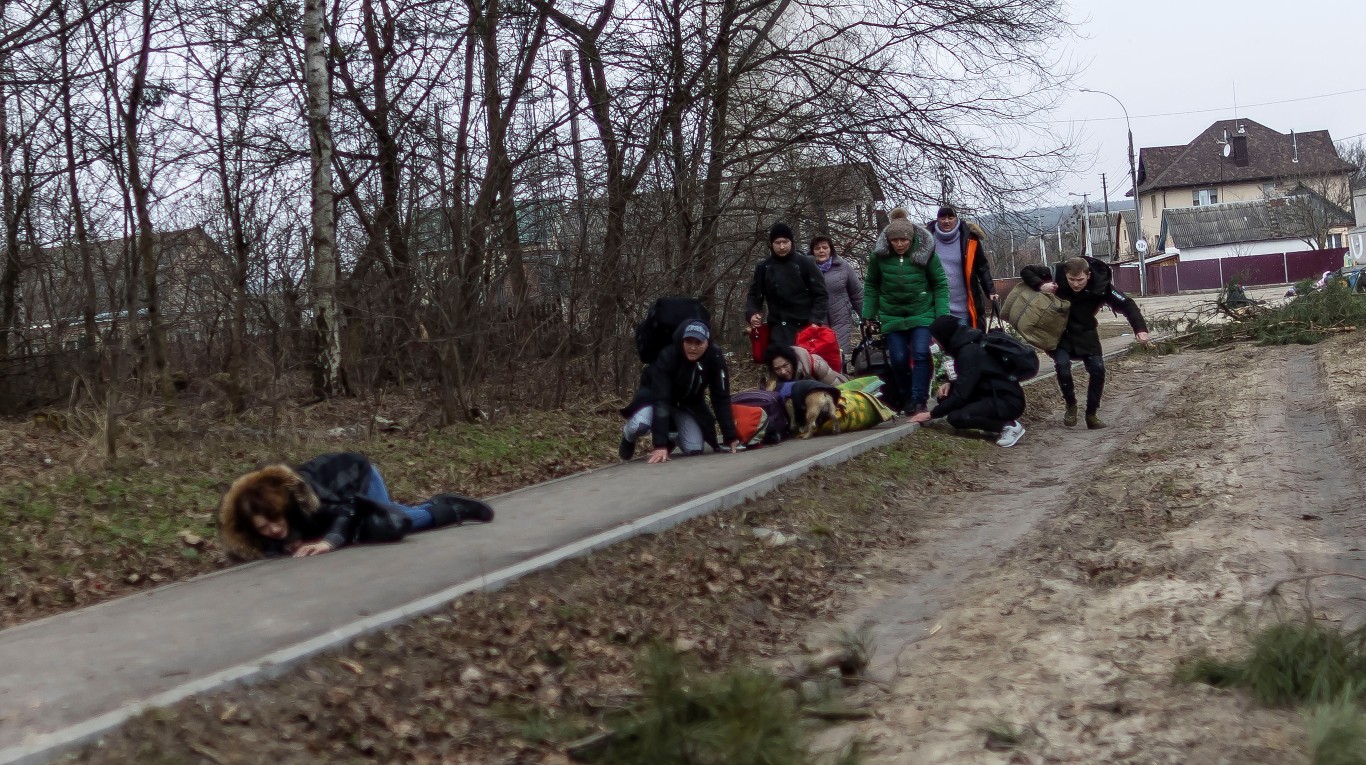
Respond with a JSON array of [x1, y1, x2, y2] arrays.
[[621, 323, 739, 451], [744, 252, 829, 328], [929, 324, 1024, 420], [1020, 256, 1147, 356], [219, 452, 409, 559]]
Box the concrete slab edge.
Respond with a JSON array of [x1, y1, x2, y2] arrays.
[[0, 422, 918, 765]]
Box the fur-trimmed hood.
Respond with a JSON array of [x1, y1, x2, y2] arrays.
[[218, 464, 319, 559]]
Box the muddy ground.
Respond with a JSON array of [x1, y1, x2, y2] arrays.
[[807, 334, 1366, 764], [66, 332, 1366, 764]]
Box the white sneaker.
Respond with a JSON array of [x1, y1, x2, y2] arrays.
[[995, 421, 1025, 448]]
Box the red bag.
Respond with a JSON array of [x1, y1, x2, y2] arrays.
[[749, 325, 770, 363], [730, 403, 769, 447], [796, 325, 841, 373]]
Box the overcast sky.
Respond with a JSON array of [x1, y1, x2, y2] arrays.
[[1041, 0, 1365, 208]]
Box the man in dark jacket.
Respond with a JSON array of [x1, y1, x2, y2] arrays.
[[927, 206, 998, 330], [620, 319, 740, 463], [1020, 256, 1150, 429], [745, 221, 829, 351], [910, 315, 1026, 447]]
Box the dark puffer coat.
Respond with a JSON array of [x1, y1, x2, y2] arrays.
[[1020, 256, 1147, 356], [218, 452, 409, 559], [928, 324, 1024, 420], [744, 252, 830, 331], [621, 323, 739, 451]]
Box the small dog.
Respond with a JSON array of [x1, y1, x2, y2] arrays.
[[798, 389, 840, 439]]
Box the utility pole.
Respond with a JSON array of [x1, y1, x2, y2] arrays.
[[1080, 88, 1147, 295], [1101, 174, 1115, 260], [1082, 193, 1091, 258]]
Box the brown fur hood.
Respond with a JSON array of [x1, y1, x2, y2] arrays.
[[218, 465, 319, 559]]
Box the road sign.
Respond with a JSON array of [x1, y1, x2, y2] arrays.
[[1135, 239, 1149, 254]]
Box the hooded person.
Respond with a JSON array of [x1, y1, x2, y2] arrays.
[[909, 316, 1026, 447], [861, 207, 950, 415], [1020, 255, 1149, 429], [809, 233, 864, 357], [619, 319, 741, 464], [745, 221, 830, 352], [763, 343, 848, 386], [927, 205, 998, 329], [218, 452, 494, 559]]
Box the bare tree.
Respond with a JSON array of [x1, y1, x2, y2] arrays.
[[303, 0, 345, 397]]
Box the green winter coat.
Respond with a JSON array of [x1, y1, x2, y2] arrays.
[[863, 223, 950, 332]]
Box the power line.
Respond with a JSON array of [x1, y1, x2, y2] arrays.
[[1044, 86, 1366, 124]]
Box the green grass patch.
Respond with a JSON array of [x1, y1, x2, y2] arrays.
[[1307, 694, 1366, 765], [1176, 621, 1366, 707], [588, 644, 814, 765]]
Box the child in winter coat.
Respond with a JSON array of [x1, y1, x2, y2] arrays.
[[219, 452, 493, 559]]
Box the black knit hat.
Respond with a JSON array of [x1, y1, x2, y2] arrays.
[[769, 222, 795, 243], [929, 315, 961, 348]]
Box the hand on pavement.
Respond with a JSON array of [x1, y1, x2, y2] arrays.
[[647, 447, 671, 464], [909, 411, 933, 424], [1136, 331, 1151, 345], [727, 440, 740, 454], [293, 541, 335, 557]]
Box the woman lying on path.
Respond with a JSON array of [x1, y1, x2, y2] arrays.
[[219, 452, 493, 558]]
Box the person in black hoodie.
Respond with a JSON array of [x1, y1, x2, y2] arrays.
[[910, 315, 1026, 447], [1020, 256, 1150, 429], [745, 221, 829, 351], [219, 452, 494, 559], [620, 319, 740, 463]]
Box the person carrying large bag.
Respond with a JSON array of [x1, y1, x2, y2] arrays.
[[999, 283, 1070, 351]]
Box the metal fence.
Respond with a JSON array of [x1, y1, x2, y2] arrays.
[[1113, 248, 1348, 295]]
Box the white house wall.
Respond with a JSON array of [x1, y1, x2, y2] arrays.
[[1177, 238, 1309, 262]]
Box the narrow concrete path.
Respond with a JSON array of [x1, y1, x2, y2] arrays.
[[0, 419, 917, 764]]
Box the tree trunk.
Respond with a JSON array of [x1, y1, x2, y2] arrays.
[[211, 71, 249, 414], [124, 0, 174, 405], [303, 0, 345, 398], [59, 7, 99, 354], [0, 81, 20, 361]]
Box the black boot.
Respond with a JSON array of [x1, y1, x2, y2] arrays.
[[427, 494, 495, 527]]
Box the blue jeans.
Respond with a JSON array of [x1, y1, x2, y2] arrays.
[[363, 466, 434, 531], [884, 326, 932, 411]]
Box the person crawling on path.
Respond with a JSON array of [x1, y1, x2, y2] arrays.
[[1020, 256, 1150, 429], [219, 452, 494, 559], [764, 344, 848, 387], [910, 316, 1026, 447], [620, 319, 741, 464]]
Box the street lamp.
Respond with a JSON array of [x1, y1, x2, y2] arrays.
[[1079, 87, 1146, 296]]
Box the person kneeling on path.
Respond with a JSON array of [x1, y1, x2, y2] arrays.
[[1020, 256, 1149, 429], [909, 316, 1026, 448], [219, 452, 494, 559], [620, 319, 741, 464]]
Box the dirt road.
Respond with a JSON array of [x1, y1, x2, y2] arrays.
[[807, 337, 1366, 764]]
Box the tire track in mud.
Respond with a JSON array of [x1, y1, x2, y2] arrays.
[[806, 344, 1366, 764], [822, 351, 1212, 677]]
